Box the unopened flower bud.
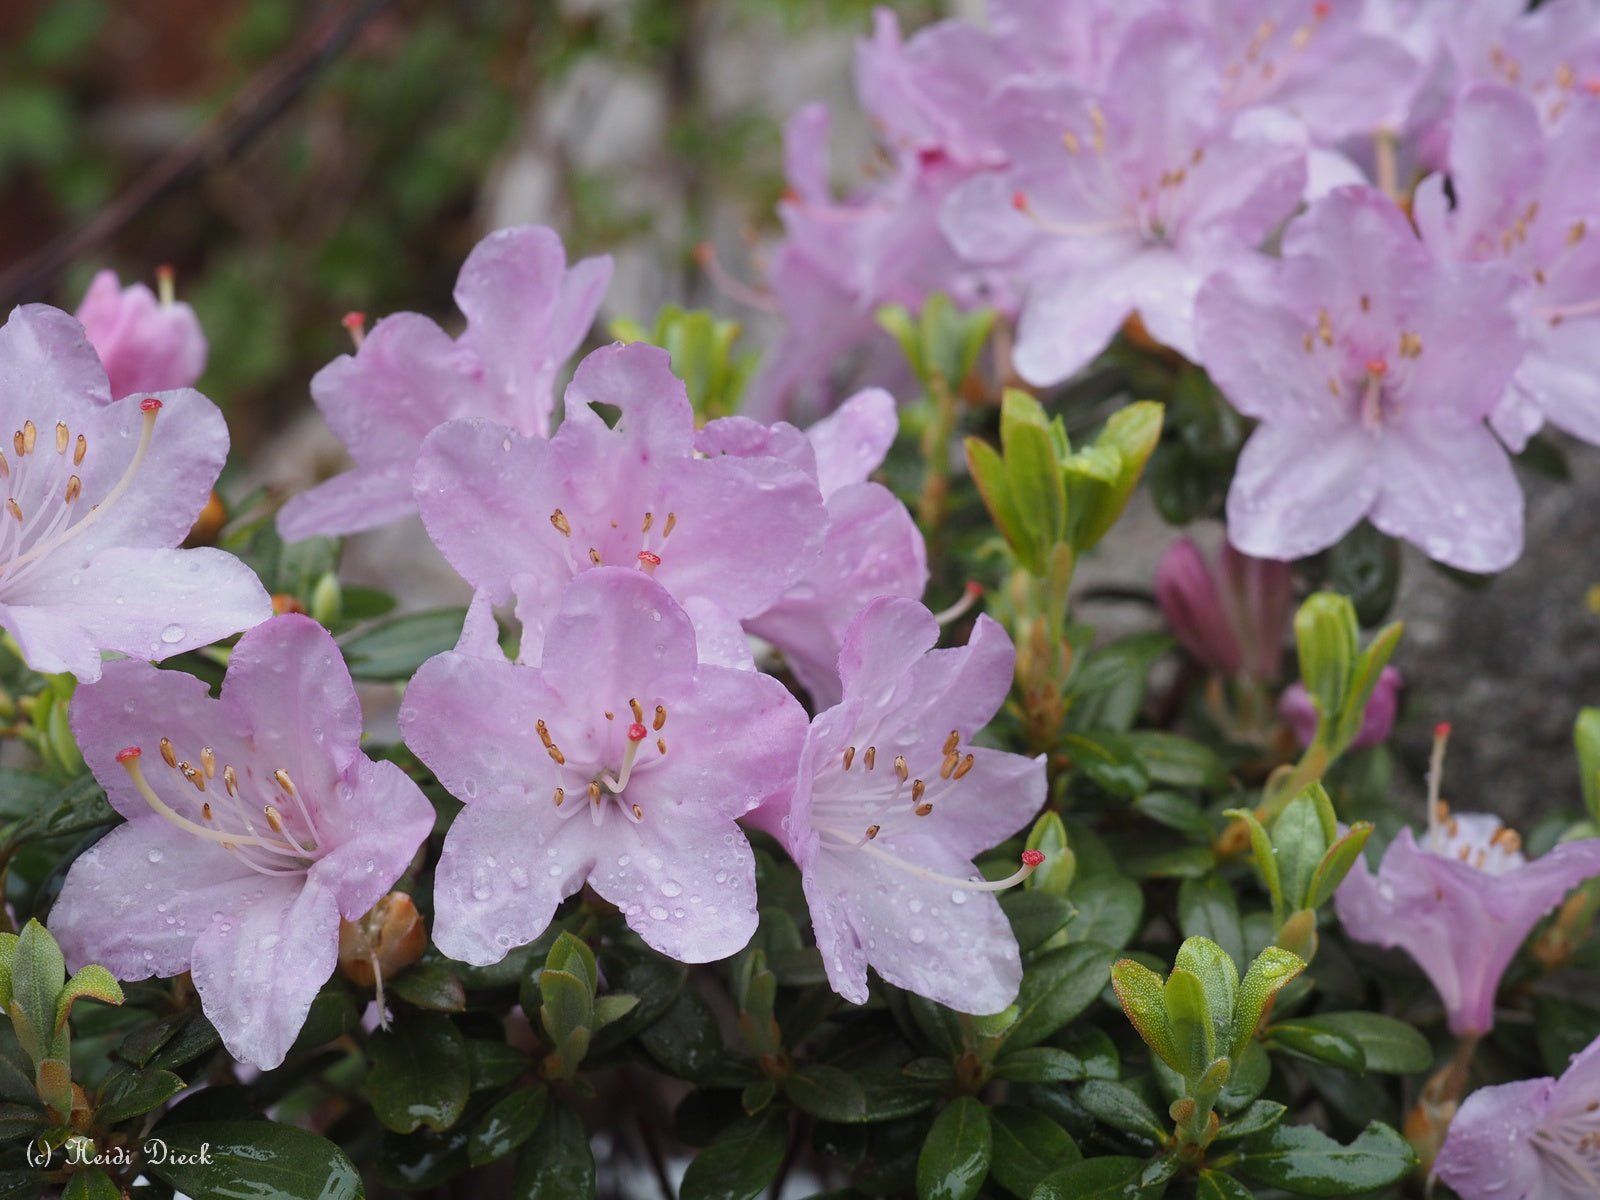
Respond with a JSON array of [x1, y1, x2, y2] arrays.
[[339, 892, 427, 990]]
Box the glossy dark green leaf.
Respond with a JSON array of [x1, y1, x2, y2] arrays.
[[367, 1011, 470, 1134], [1215, 1100, 1287, 1142], [638, 989, 724, 1083], [1217, 1040, 1270, 1114], [118, 1010, 218, 1071], [987, 1106, 1079, 1200], [1124, 732, 1228, 791], [1132, 791, 1214, 842], [1065, 873, 1144, 950], [1297, 1012, 1433, 1075], [60, 1169, 121, 1200], [95, 1066, 186, 1124], [1076, 1080, 1167, 1143], [513, 1102, 595, 1200], [1535, 994, 1600, 1076], [389, 964, 466, 1013], [145, 1120, 362, 1200], [1234, 1121, 1416, 1195], [468, 1085, 548, 1167], [1033, 1155, 1163, 1200], [1267, 1021, 1366, 1075], [992, 1046, 1085, 1084], [1069, 635, 1173, 733], [466, 1039, 528, 1091], [783, 1063, 868, 1123], [915, 1097, 991, 1200], [1007, 942, 1116, 1050], [340, 607, 467, 680], [680, 1110, 788, 1200], [1196, 1170, 1255, 1200], [1000, 890, 1076, 954]]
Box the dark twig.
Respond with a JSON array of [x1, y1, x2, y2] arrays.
[[0, 0, 394, 307]]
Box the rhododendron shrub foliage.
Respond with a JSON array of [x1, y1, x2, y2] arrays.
[[4, 4, 1600, 1199]]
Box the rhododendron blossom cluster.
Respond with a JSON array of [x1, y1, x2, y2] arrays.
[[5, 4, 1600, 1198]]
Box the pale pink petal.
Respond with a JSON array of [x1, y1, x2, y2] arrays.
[[1226, 423, 1380, 561], [1371, 421, 1523, 572], [0, 304, 111, 423], [48, 819, 256, 979], [311, 757, 436, 919], [277, 464, 415, 543], [189, 875, 340, 1069], [806, 387, 898, 497], [1435, 1077, 1554, 1200]]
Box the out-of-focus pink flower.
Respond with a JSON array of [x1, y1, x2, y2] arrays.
[[1155, 536, 1293, 682], [747, 597, 1046, 1014], [1416, 83, 1600, 451], [278, 226, 611, 541], [1280, 665, 1402, 749], [401, 568, 808, 967], [1336, 728, 1600, 1035], [941, 12, 1307, 385], [52, 616, 435, 1069], [0, 305, 270, 680], [698, 388, 928, 707], [1196, 186, 1526, 572], [75, 268, 206, 399], [1436, 1031, 1600, 1200]]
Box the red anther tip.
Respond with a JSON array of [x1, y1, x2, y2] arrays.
[[627, 722, 649, 742], [638, 550, 662, 566], [1366, 358, 1389, 376], [692, 242, 714, 266], [1313, 1, 1331, 18], [1021, 850, 1046, 867], [1011, 190, 1029, 211], [1434, 722, 1453, 739], [139, 397, 163, 413], [115, 746, 142, 763]]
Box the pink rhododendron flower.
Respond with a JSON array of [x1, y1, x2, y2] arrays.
[[1446, 0, 1600, 133], [986, 0, 1166, 93], [1196, 186, 1526, 572], [748, 596, 1047, 1014], [1280, 666, 1402, 749], [51, 615, 435, 1069], [1154, 536, 1293, 682], [1336, 729, 1600, 1034], [75, 268, 207, 399], [744, 106, 1001, 423], [402, 568, 807, 966], [698, 388, 927, 707], [1436, 1031, 1600, 1200], [0, 305, 270, 680], [941, 12, 1307, 385], [278, 225, 612, 541], [415, 342, 825, 665], [1416, 83, 1600, 450]]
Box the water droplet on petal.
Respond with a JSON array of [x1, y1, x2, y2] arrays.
[[160, 623, 185, 644]]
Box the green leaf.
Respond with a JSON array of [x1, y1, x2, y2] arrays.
[[95, 1067, 186, 1124], [1338, 622, 1403, 751], [1007, 942, 1116, 1050], [1231, 948, 1306, 1061], [1124, 732, 1228, 791], [1215, 1100, 1288, 1142], [1033, 1155, 1161, 1200], [965, 437, 1031, 568], [1000, 393, 1068, 557], [1163, 967, 1214, 1078], [53, 965, 122, 1033], [992, 1046, 1085, 1084], [1066, 871, 1144, 950], [0, 934, 16, 1013], [144, 1120, 362, 1200], [468, 1085, 548, 1167], [1177, 876, 1246, 971], [1577, 708, 1600, 826], [1173, 937, 1240, 1059], [1068, 401, 1164, 552], [389, 964, 467, 1013], [1063, 731, 1150, 797], [637, 989, 723, 1083], [680, 1110, 788, 1200], [1224, 809, 1283, 922], [916, 1097, 991, 1200], [8, 922, 64, 1066], [367, 1011, 470, 1134], [1234, 1121, 1416, 1196], [1272, 793, 1330, 913], [1196, 1170, 1255, 1199], [339, 608, 468, 681], [783, 1064, 868, 1123], [1024, 811, 1077, 897], [1268, 1021, 1367, 1074], [593, 993, 639, 1028], [538, 969, 594, 1074], [987, 1106, 1079, 1200], [61, 1169, 122, 1200], [1287, 1013, 1432, 1075], [1218, 1041, 1271, 1114], [1305, 823, 1374, 912], [1000, 890, 1075, 954], [1076, 1080, 1167, 1143], [1293, 593, 1359, 731], [513, 1103, 595, 1200]]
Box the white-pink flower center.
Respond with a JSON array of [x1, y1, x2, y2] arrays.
[[539, 698, 669, 827], [548, 505, 678, 579]]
